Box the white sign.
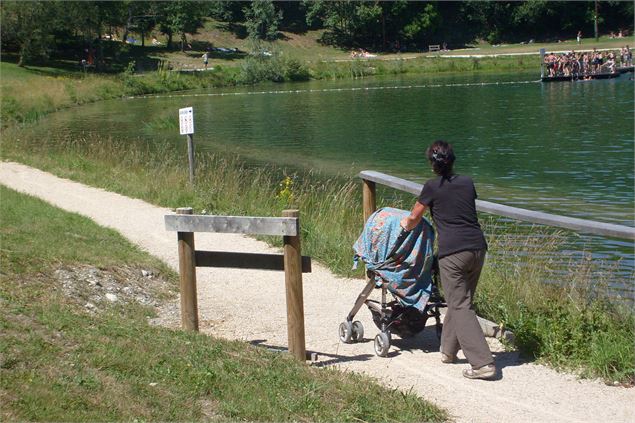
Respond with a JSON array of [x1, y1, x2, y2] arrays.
[[179, 107, 194, 135]]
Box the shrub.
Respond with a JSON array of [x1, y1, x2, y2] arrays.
[[283, 58, 310, 81], [239, 55, 284, 84]]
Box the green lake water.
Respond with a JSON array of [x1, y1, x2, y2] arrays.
[[32, 70, 635, 296]]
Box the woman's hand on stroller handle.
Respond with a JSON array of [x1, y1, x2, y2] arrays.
[[401, 201, 428, 231]]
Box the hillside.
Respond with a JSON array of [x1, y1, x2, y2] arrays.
[[142, 19, 632, 71]]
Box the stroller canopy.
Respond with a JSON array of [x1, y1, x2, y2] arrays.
[[353, 207, 435, 311]]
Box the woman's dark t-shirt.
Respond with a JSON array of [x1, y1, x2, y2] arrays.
[[418, 175, 487, 258]]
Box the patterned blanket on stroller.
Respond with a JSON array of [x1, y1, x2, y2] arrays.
[[353, 207, 435, 311]]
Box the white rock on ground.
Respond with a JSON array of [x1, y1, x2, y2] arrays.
[[1, 161, 633, 423]]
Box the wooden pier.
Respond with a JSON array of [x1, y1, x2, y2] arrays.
[[539, 47, 633, 83], [541, 72, 621, 82]]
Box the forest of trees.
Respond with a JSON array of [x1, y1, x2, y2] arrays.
[[1, 1, 633, 67]]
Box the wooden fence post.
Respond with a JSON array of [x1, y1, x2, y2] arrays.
[[282, 209, 306, 361], [362, 178, 376, 223], [177, 207, 199, 331]]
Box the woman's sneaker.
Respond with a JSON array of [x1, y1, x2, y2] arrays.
[[462, 364, 496, 380]]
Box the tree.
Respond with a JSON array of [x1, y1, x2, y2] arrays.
[[119, 2, 158, 47], [594, 0, 599, 41], [276, 1, 308, 33], [510, 1, 589, 42], [306, 0, 443, 50], [207, 0, 244, 22], [400, 3, 440, 47], [305, 0, 356, 46], [157, 1, 204, 51], [64, 1, 123, 69], [351, 1, 382, 48], [244, 0, 282, 41], [1, 1, 59, 66], [435, 1, 486, 47]]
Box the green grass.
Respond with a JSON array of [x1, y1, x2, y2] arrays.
[[0, 183, 170, 275], [449, 35, 633, 55], [2, 23, 633, 386], [475, 222, 635, 383], [0, 185, 448, 422], [0, 61, 242, 128], [2, 127, 634, 385], [308, 55, 538, 79], [158, 21, 634, 67]]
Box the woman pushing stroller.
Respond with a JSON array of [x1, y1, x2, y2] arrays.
[[400, 140, 496, 380]]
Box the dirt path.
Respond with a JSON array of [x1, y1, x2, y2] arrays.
[[2, 161, 632, 423]]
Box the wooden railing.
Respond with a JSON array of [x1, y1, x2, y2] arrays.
[[360, 170, 635, 240], [165, 207, 311, 361]]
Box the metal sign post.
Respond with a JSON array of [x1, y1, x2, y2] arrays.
[[179, 107, 195, 184]]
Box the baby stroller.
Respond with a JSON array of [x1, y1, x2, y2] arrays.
[[339, 208, 446, 357]]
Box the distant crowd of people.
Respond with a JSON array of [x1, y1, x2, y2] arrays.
[[543, 46, 632, 78], [351, 49, 377, 58]]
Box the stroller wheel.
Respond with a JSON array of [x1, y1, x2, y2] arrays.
[[374, 332, 391, 357], [352, 321, 364, 342], [339, 321, 353, 343]]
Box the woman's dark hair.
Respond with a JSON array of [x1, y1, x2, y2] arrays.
[[426, 140, 455, 178]]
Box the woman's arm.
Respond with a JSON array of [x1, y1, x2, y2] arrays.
[[400, 201, 428, 231]]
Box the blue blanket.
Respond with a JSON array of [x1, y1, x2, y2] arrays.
[[353, 207, 435, 311]]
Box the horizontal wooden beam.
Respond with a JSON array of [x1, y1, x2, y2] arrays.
[[165, 214, 298, 236], [474, 200, 635, 240], [360, 170, 421, 196], [359, 170, 635, 240], [195, 251, 312, 273]]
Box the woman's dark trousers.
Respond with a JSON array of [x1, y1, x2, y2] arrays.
[[439, 249, 493, 369]]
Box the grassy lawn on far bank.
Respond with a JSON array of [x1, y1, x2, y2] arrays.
[[0, 185, 448, 422], [157, 34, 634, 70], [153, 21, 634, 68]]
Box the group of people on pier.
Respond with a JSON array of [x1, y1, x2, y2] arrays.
[[543, 46, 632, 79]]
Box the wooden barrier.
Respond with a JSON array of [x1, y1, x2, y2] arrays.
[[176, 208, 199, 331], [165, 207, 311, 361], [282, 209, 306, 360], [362, 178, 377, 224], [360, 170, 635, 240]]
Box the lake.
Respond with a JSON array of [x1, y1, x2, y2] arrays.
[[33, 70, 635, 297]]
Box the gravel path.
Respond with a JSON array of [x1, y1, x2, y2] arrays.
[[2, 161, 632, 423]]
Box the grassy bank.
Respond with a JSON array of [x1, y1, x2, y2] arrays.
[[0, 60, 241, 128], [477, 225, 635, 383], [309, 54, 537, 79], [2, 20, 630, 128], [0, 185, 447, 421], [1, 52, 536, 128], [2, 128, 633, 384]]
